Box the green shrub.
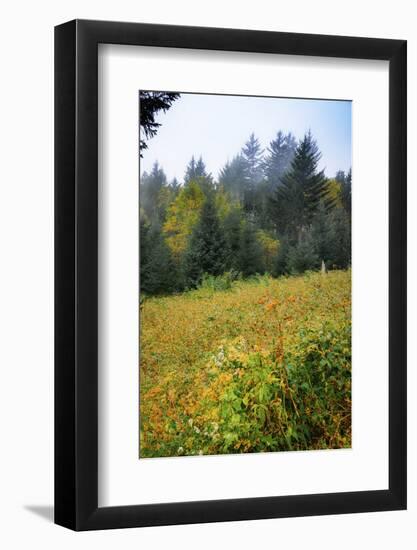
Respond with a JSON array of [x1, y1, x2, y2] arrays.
[[199, 270, 239, 292], [215, 322, 351, 453]]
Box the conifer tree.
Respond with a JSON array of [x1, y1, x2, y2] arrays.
[[274, 236, 290, 276], [263, 131, 297, 187], [286, 232, 319, 274], [169, 177, 181, 193], [241, 133, 264, 216], [238, 221, 264, 276], [139, 91, 180, 155], [241, 133, 264, 184], [329, 207, 351, 269], [184, 156, 197, 183], [184, 155, 212, 183], [140, 218, 150, 287], [270, 131, 330, 241], [218, 154, 247, 201], [223, 208, 243, 271], [185, 197, 228, 287], [184, 155, 214, 193], [140, 161, 168, 224], [311, 202, 336, 268], [336, 168, 352, 216], [140, 224, 177, 294]]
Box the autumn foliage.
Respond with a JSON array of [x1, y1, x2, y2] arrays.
[[140, 270, 351, 457]]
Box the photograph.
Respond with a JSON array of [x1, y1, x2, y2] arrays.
[[0, 1, 409, 542], [139, 90, 352, 459]]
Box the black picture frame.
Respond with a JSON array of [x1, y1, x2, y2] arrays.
[[55, 19, 407, 531]]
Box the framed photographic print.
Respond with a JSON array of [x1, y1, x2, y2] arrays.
[[55, 20, 407, 530]]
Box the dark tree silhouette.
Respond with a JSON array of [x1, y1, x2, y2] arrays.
[[140, 223, 177, 294], [270, 131, 330, 241], [139, 91, 180, 155], [185, 197, 228, 287], [238, 221, 264, 276]]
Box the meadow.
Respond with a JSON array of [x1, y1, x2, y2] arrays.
[[139, 270, 351, 458]]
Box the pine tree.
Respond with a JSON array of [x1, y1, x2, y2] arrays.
[[337, 168, 352, 216], [286, 232, 319, 274], [223, 208, 243, 270], [263, 131, 297, 187], [270, 131, 330, 241], [184, 155, 214, 193], [184, 155, 211, 183], [140, 161, 168, 224], [218, 154, 247, 201], [238, 221, 264, 276], [139, 91, 180, 155], [311, 202, 336, 268], [195, 157, 207, 178], [329, 207, 351, 269], [169, 177, 181, 193], [140, 218, 150, 287], [274, 236, 290, 276], [242, 133, 264, 183], [185, 197, 228, 287], [241, 133, 264, 216], [140, 224, 177, 294], [184, 156, 197, 183]]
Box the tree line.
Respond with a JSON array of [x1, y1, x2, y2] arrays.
[[140, 130, 351, 295]]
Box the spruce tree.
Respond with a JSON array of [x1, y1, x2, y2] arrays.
[[184, 156, 197, 183], [241, 133, 264, 216], [338, 168, 352, 216], [238, 221, 264, 276], [286, 232, 319, 274], [218, 154, 247, 201], [140, 224, 177, 294], [169, 177, 181, 193], [185, 198, 228, 287], [195, 157, 207, 178], [223, 208, 243, 271], [140, 161, 168, 224], [140, 218, 150, 288], [311, 202, 336, 269], [263, 131, 297, 187], [329, 207, 351, 269], [139, 91, 180, 155], [274, 236, 290, 276], [184, 155, 214, 193], [184, 155, 212, 183], [270, 130, 329, 241], [241, 133, 264, 183]]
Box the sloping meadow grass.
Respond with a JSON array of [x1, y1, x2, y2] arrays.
[[140, 270, 351, 457]]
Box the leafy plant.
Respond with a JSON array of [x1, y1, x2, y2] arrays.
[[140, 270, 351, 458]]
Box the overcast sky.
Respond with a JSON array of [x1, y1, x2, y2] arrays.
[[140, 92, 352, 182]]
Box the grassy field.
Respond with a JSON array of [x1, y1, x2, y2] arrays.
[[139, 270, 351, 458]]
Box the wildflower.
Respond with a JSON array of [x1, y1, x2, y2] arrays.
[[177, 446, 184, 454], [188, 418, 193, 427], [194, 426, 200, 434]]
